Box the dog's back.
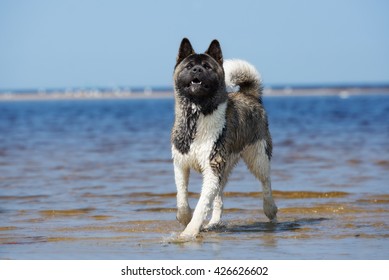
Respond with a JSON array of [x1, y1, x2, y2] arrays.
[[219, 59, 272, 160]]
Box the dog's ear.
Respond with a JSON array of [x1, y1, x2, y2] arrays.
[[205, 39, 223, 66], [176, 38, 195, 66]]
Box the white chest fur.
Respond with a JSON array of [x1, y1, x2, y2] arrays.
[[172, 102, 227, 173]]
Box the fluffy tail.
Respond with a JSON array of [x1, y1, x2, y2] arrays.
[[223, 59, 263, 97]]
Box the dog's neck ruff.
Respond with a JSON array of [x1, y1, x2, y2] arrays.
[[175, 85, 227, 116], [173, 100, 227, 156]]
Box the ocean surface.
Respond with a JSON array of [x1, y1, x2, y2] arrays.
[[0, 94, 388, 259]]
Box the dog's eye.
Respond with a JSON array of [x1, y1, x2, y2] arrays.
[[186, 63, 194, 70], [203, 63, 212, 70]]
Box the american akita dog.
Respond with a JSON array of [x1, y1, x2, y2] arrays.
[[171, 38, 277, 238]]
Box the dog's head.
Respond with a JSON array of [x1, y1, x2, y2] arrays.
[[173, 38, 226, 103]]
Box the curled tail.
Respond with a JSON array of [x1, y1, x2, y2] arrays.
[[223, 59, 263, 97]]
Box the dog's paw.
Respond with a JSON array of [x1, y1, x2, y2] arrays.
[[178, 231, 198, 241], [176, 207, 192, 226], [163, 232, 199, 244], [179, 226, 202, 240], [263, 198, 278, 222]]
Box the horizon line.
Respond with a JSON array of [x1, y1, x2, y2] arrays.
[[1, 82, 389, 94]]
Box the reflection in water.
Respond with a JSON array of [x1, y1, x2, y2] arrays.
[[213, 219, 325, 233], [0, 95, 389, 259]]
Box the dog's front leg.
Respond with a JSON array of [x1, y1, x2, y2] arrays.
[[180, 168, 219, 237], [174, 162, 192, 226]]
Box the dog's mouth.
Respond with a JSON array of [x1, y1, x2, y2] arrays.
[[188, 78, 209, 90], [190, 78, 202, 85]]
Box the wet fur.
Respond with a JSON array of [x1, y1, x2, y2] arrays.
[[171, 38, 277, 238]]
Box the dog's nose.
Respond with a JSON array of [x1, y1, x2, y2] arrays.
[[192, 66, 203, 73]]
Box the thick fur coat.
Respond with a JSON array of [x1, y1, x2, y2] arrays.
[[171, 38, 277, 237]]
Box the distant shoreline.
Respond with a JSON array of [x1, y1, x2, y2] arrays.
[[1, 86, 389, 101]]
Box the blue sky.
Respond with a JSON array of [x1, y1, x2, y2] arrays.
[[1, 0, 388, 90]]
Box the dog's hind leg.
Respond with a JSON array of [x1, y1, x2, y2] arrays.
[[242, 140, 278, 222]]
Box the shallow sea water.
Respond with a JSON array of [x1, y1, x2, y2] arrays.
[[0, 94, 389, 259]]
